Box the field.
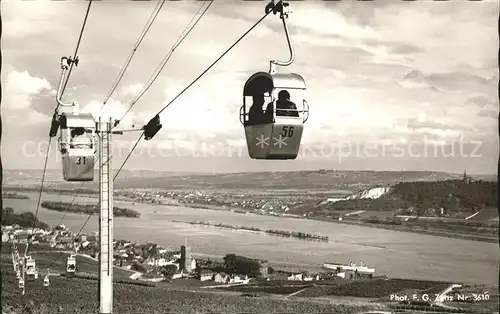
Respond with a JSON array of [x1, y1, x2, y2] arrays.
[[220, 278, 453, 298], [295, 279, 451, 298], [3, 238, 498, 313], [219, 280, 312, 295], [217, 279, 499, 313]]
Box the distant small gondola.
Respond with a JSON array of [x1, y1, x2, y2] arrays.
[[67, 254, 76, 277], [25, 256, 36, 281]]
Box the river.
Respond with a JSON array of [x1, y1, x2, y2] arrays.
[[4, 192, 498, 285]]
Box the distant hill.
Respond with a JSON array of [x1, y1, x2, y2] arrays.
[[3, 169, 496, 197], [3, 169, 480, 191]]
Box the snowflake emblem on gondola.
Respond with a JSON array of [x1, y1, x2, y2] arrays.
[[273, 135, 288, 148], [255, 134, 270, 148]]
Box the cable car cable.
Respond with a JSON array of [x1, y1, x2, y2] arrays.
[[28, 1, 93, 257], [46, 0, 277, 279], [60, 0, 93, 99], [109, 7, 272, 181], [114, 0, 213, 128], [47, 211, 95, 270], [46, 138, 127, 269], [95, 0, 211, 192], [46, 155, 102, 269], [100, 0, 166, 111], [114, 133, 144, 181], [46, 154, 101, 270], [30, 139, 53, 236], [47, 128, 141, 268], [56, 182, 86, 227], [46, 0, 161, 269], [157, 9, 270, 116]]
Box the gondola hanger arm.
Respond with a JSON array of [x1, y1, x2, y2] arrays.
[[267, 0, 295, 74], [56, 56, 80, 110]]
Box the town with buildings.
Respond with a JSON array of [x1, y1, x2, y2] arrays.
[[115, 189, 301, 217], [2, 224, 376, 285]]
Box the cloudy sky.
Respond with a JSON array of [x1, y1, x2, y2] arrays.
[[2, 0, 498, 174]]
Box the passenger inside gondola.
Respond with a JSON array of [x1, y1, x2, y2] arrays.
[[263, 99, 272, 123], [70, 127, 92, 149], [275, 90, 299, 117], [248, 94, 265, 125], [264, 90, 299, 121]]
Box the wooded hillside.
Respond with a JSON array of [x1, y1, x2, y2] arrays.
[[316, 180, 497, 215]]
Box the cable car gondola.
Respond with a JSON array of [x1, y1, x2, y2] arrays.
[[58, 112, 96, 181], [239, 1, 309, 160], [44, 268, 51, 287], [50, 56, 97, 182], [25, 256, 36, 281], [66, 254, 76, 277], [43, 275, 50, 287]]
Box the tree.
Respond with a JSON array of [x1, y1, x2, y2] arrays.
[[223, 254, 237, 270], [194, 263, 202, 275], [149, 244, 158, 258], [223, 254, 262, 277], [3, 207, 14, 215], [131, 262, 147, 273], [161, 265, 177, 278]]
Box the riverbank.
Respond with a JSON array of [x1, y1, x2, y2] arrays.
[[310, 215, 499, 243], [2, 192, 29, 199], [4, 191, 498, 285], [16, 186, 495, 244]]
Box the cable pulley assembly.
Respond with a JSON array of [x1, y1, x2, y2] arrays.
[[143, 114, 162, 141]]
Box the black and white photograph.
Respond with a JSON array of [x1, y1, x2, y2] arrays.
[[0, 0, 499, 313]]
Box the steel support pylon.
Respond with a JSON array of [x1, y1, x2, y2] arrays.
[[98, 118, 113, 314]]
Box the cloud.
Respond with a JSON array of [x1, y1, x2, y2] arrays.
[[1, 1, 497, 174], [406, 118, 466, 133], [466, 95, 497, 109], [156, 71, 244, 135], [26, 110, 49, 126], [3, 70, 54, 112], [82, 99, 135, 128], [1, 1, 69, 38], [119, 83, 145, 98], [5, 71, 52, 100], [477, 108, 498, 119]]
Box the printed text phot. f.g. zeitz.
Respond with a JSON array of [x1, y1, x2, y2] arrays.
[[1, 0, 498, 313]]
